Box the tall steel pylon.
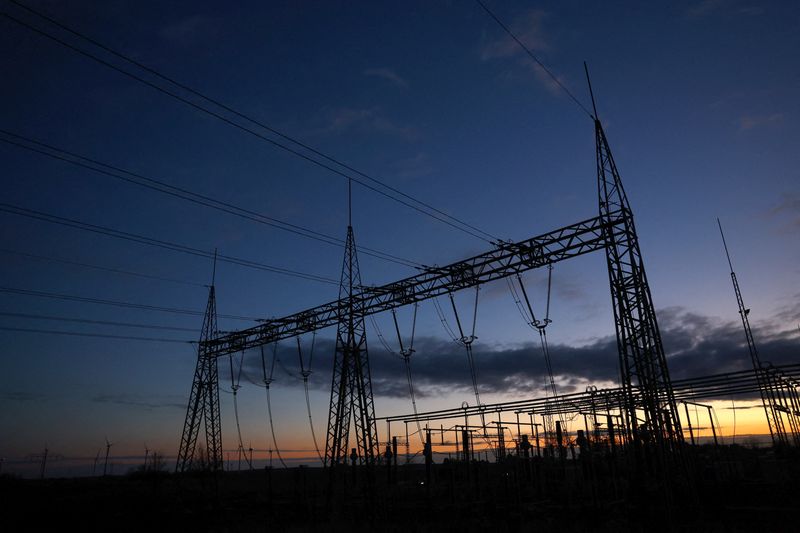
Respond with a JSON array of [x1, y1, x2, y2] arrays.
[[176, 283, 223, 472], [718, 220, 792, 447], [324, 224, 378, 468], [595, 119, 684, 467]]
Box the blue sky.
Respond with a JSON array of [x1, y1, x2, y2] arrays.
[[0, 0, 798, 476]]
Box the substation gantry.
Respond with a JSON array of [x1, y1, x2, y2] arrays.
[[176, 119, 687, 479]]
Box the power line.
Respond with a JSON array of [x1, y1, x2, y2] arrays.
[[0, 285, 258, 321], [0, 202, 340, 286], [0, 247, 205, 288], [0, 311, 198, 332], [2, 4, 500, 243], [475, 0, 595, 120], [0, 130, 421, 269], [0, 325, 192, 343]]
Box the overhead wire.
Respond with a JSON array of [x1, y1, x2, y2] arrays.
[[368, 315, 396, 354], [0, 130, 421, 269], [449, 288, 482, 410], [0, 247, 205, 288], [391, 304, 424, 446], [297, 334, 324, 461], [513, 265, 564, 439], [432, 297, 460, 342], [0, 285, 259, 321], [0, 311, 197, 332], [2, 4, 499, 243], [0, 325, 191, 343], [0, 202, 340, 286], [261, 343, 288, 468], [475, 0, 595, 121], [229, 350, 253, 470]]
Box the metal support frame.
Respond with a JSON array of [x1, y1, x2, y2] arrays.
[[176, 285, 223, 472], [324, 225, 378, 468], [595, 120, 684, 468], [719, 220, 794, 447], [176, 121, 698, 472]]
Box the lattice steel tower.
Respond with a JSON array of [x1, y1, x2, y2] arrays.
[[324, 223, 378, 467], [595, 118, 684, 465], [176, 282, 223, 472]]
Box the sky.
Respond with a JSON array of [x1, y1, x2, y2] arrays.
[[0, 0, 798, 477]]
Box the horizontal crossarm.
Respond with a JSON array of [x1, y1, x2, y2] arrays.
[[204, 212, 626, 357]]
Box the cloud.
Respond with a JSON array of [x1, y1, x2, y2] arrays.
[[737, 113, 784, 131], [685, 0, 727, 18], [91, 393, 186, 411], [0, 391, 45, 402], [480, 9, 549, 61], [363, 68, 409, 89], [686, 1, 765, 18], [315, 107, 419, 140], [239, 306, 800, 403], [479, 10, 569, 97], [160, 15, 221, 47], [390, 152, 433, 181], [768, 192, 800, 229]]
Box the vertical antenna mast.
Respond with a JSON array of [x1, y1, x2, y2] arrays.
[[716, 218, 786, 447], [583, 61, 599, 121], [211, 248, 218, 287]]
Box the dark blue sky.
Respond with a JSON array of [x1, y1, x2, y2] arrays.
[[1, 0, 798, 475]]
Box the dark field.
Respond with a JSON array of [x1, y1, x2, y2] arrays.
[[3, 445, 799, 532]]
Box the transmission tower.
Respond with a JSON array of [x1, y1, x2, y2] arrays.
[[176, 280, 223, 472], [595, 118, 684, 467], [717, 219, 789, 447], [324, 223, 378, 469]]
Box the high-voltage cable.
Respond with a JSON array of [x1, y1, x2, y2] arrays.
[[0, 325, 191, 343], [2, 4, 499, 243], [513, 266, 563, 437], [0, 203, 340, 285], [261, 344, 288, 468], [0, 131, 420, 269], [0, 247, 205, 288], [229, 350, 253, 470], [297, 334, 323, 461], [391, 305, 424, 446], [0, 285, 259, 321], [475, 0, 595, 121], [0, 311, 197, 332]]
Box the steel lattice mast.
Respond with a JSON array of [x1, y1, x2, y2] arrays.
[[176, 283, 223, 472], [717, 219, 790, 447], [325, 224, 378, 467], [595, 118, 685, 463]]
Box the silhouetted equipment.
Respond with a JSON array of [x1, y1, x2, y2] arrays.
[[717, 219, 799, 447], [173, 116, 694, 479], [176, 262, 223, 472], [325, 220, 379, 471], [103, 438, 113, 477]]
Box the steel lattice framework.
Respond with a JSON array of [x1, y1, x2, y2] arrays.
[[177, 120, 687, 473], [324, 225, 379, 468], [176, 286, 223, 472]]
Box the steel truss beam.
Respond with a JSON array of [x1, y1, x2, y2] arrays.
[[181, 120, 722, 474], [204, 213, 625, 357], [381, 364, 800, 424]]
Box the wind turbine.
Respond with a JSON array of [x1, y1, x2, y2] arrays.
[[103, 437, 113, 477], [92, 448, 101, 476]]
